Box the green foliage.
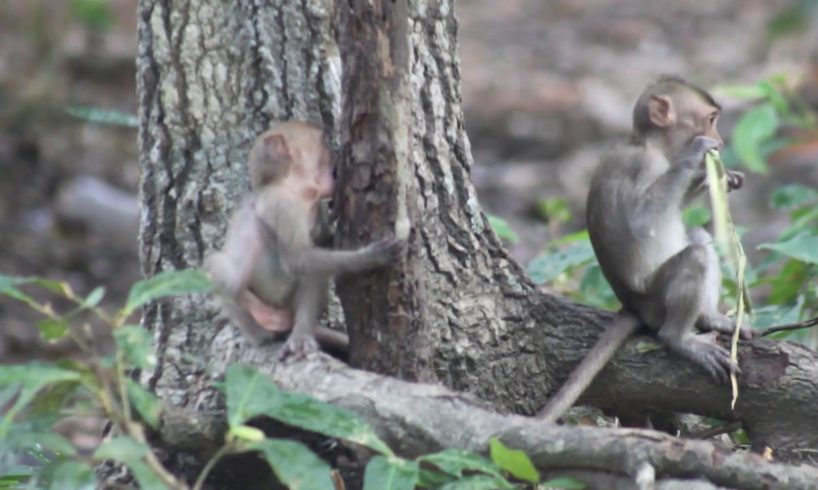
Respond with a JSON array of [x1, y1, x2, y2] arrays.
[[363, 456, 419, 490], [69, 0, 113, 32], [488, 438, 539, 484], [0, 270, 531, 489], [717, 75, 817, 174], [224, 364, 393, 455], [66, 106, 139, 128], [0, 270, 211, 490], [123, 268, 212, 318], [526, 231, 618, 309], [767, 0, 818, 38], [536, 197, 573, 227], [487, 214, 519, 243], [250, 439, 335, 490], [731, 103, 778, 172]]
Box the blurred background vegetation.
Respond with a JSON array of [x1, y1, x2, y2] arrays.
[[1, 0, 817, 358]]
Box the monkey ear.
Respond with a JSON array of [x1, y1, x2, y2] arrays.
[[648, 95, 675, 127], [263, 133, 291, 162]]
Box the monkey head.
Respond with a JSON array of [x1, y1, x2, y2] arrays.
[[249, 122, 334, 204], [632, 75, 723, 158]]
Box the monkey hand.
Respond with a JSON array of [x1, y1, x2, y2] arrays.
[[362, 237, 407, 267], [726, 170, 744, 192], [278, 332, 320, 361], [680, 136, 722, 170]]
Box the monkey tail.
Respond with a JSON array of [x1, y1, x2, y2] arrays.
[[536, 311, 641, 423]]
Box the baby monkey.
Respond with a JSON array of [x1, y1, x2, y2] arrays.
[[538, 76, 753, 423], [204, 122, 403, 359]]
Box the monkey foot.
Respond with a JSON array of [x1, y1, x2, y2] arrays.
[[681, 337, 739, 384], [277, 334, 319, 362]]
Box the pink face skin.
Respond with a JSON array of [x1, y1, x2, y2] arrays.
[[286, 142, 334, 204]]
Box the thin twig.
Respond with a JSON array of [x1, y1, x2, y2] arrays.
[[760, 316, 818, 337]]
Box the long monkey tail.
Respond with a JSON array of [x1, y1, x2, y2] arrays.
[[536, 311, 641, 423]]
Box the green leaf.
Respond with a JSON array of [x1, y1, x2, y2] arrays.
[[0, 274, 41, 309], [542, 476, 588, 489], [765, 260, 808, 305], [635, 340, 662, 353], [779, 206, 818, 243], [230, 425, 266, 442], [68, 0, 114, 31], [759, 233, 818, 264], [730, 429, 751, 445], [66, 106, 138, 128], [770, 184, 818, 210], [94, 437, 167, 490], [416, 468, 455, 488], [363, 456, 419, 490], [30, 278, 75, 298], [225, 365, 393, 455], [552, 229, 589, 246], [536, 197, 572, 226], [418, 449, 509, 487], [0, 472, 32, 489], [526, 242, 595, 285], [94, 436, 149, 461], [113, 325, 156, 370], [439, 475, 507, 490], [0, 422, 76, 456], [48, 461, 94, 490], [0, 364, 81, 436], [250, 439, 334, 490], [705, 151, 752, 314], [731, 103, 778, 172], [752, 299, 803, 331], [487, 215, 519, 244], [83, 286, 106, 308], [126, 379, 161, 429], [683, 205, 712, 228], [577, 264, 618, 309], [488, 438, 539, 483], [123, 269, 212, 317], [36, 318, 71, 342]]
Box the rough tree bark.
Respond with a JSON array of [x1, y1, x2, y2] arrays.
[[136, 0, 818, 485]]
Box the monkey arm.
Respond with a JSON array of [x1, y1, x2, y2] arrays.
[[629, 163, 698, 235], [204, 198, 262, 298]]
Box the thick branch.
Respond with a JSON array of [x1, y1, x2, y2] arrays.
[[155, 353, 818, 490], [537, 300, 818, 462]]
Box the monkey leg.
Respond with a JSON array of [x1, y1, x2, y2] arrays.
[[687, 227, 754, 340], [242, 289, 347, 355], [650, 244, 737, 383], [277, 275, 328, 361]]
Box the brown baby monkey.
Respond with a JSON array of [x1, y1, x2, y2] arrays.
[[538, 76, 752, 423], [204, 122, 403, 359]]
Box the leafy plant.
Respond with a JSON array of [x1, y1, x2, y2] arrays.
[[488, 214, 520, 244], [69, 0, 114, 32], [1, 269, 564, 489], [716, 75, 817, 173], [526, 230, 618, 310]]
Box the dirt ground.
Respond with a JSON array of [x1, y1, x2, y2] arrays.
[[1, 0, 817, 361]]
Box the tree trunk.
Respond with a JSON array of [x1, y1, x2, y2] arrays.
[[136, 0, 818, 484]]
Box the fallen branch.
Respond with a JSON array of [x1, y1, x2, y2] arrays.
[[147, 353, 818, 489]]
